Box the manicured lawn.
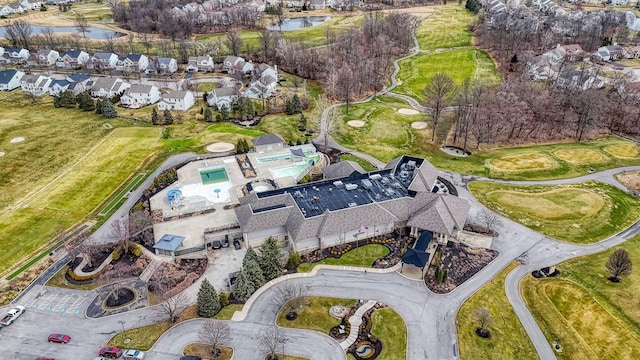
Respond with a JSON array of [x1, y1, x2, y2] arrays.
[[297, 244, 389, 272], [214, 304, 244, 320], [395, 49, 500, 101], [457, 263, 537, 360], [469, 181, 640, 243], [415, 4, 474, 50], [277, 297, 358, 333], [338, 154, 378, 171], [522, 236, 640, 359], [184, 343, 233, 360], [46, 265, 101, 291], [371, 307, 407, 360], [108, 322, 171, 351]]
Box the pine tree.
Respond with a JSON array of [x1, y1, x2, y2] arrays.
[[292, 94, 302, 114], [77, 92, 95, 111], [204, 108, 213, 122], [197, 278, 221, 317], [259, 237, 284, 281], [151, 108, 160, 125], [95, 99, 103, 114], [203, 91, 209, 104], [243, 247, 260, 267], [101, 99, 118, 119], [163, 109, 173, 124], [244, 257, 266, 290], [232, 269, 256, 302], [220, 104, 229, 121]]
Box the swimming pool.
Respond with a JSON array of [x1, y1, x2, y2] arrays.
[[270, 157, 319, 179], [199, 166, 229, 185], [257, 150, 316, 163]]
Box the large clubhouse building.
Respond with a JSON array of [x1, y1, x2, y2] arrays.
[[235, 155, 470, 252]]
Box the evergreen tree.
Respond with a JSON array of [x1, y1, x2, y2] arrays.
[[95, 99, 103, 114], [203, 91, 209, 104], [57, 90, 76, 108], [163, 109, 173, 124], [244, 257, 266, 290], [220, 104, 229, 121], [101, 99, 118, 119], [259, 237, 284, 281], [292, 94, 302, 114], [204, 108, 213, 122], [244, 247, 261, 267], [232, 269, 256, 302], [197, 278, 221, 317], [77, 92, 95, 111], [465, 0, 481, 13], [151, 108, 160, 125]]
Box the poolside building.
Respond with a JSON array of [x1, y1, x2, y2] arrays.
[[234, 155, 470, 252]]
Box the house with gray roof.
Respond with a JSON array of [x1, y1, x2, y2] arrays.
[[251, 133, 285, 153], [234, 156, 469, 252], [89, 52, 118, 70], [20, 73, 52, 96], [56, 50, 90, 69], [322, 160, 366, 180], [206, 86, 239, 109], [0, 69, 25, 91], [157, 90, 195, 111], [116, 53, 149, 72], [120, 84, 161, 108], [90, 77, 131, 98], [186, 55, 214, 73], [146, 57, 178, 75], [244, 63, 278, 99]]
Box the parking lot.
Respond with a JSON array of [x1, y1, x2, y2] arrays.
[[22, 285, 94, 316]]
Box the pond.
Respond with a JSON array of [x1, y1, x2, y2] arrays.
[[0, 25, 124, 40], [267, 16, 331, 31]]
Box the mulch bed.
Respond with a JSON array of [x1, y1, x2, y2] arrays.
[[105, 287, 136, 308], [464, 223, 498, 237]]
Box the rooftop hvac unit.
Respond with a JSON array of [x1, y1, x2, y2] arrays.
[[293, 190, 303, 198], [369, 174, 382, 181], [348, 202, 358, 207], [345, 183, 358, 191], [361, 179, 373, 189], [333, 181, 344, 188], [406, 160, 417, 170], [385, 188, 395, 196], [393, 182, 403, 189], [380, 177, 389, 184]]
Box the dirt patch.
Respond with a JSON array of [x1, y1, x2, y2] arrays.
[[348, 120, 365, 128], [615, 170, 640, 192], [411, 121, 428, 129], [10, 137, 25, 143], [398, 108, 420, 115], [206, 142, 235, 153]]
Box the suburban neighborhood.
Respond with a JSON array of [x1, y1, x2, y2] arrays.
[[1, 1, 640, 360]]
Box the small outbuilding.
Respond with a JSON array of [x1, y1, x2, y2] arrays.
[[154, 234, 186, 257], [251, 134, 285, 153]]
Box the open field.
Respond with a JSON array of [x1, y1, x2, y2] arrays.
[[414, 4, 474, 50], [277, 297, 358, 333], [395, 49, 500, 101], [457, 263, 537, 360], [469, 181, 640, 243], [488, 153, 558, 172], [552, 148, 608, 165], [297, 244, 389, 272], [371, 307, 407, 360], [522, 235, 640, 359]]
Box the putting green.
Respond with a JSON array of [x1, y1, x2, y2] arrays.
[[553, 149, 608, 165], [604, 143, 640, 158], [484, 188, 605, 221], [487, 153, 557, 172]]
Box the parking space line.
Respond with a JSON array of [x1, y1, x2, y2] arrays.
[[39, 293, 58, 309], [67, 297, 85, 313], [52, 295, 71, 311]]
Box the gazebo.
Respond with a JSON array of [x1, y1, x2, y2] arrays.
[[153, 234, 186, 257], [401, 231, 434, 278]]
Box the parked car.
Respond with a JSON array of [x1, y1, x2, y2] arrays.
[[35, 358, 55, 360], [211, 240, 222, 249], [1, 305, 25, 326], [93, 357, 111, 360], [179, 356, 202, 360], [221, 238, 229, 247], [99, 346, 123, 358], [233, 239, 241, 250], [47, 334, 70, 344], [123, 349, 145, 360]]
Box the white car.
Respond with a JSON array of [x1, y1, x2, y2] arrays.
[[123, 349, 146, 360]]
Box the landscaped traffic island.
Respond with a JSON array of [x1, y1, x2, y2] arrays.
[[468, 181, 640, 243]]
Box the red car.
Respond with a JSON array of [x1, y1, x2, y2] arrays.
[[35, 358, 54, 360], [47, 334, 71, 344], [99, 347, 123, 358]]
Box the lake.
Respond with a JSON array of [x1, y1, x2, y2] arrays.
[[0, 25, 124, 40], [267, 16, 331, 31]]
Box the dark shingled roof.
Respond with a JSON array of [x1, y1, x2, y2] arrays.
[[251, 134, 284, 146], [402, 248, 430, 268], [0, 69, 19, 85], [290, 148, 305, 157], [322, 161, 366, 180]]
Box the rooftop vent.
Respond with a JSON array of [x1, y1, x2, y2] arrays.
[[348, 202, 358, 207], [345, 183, 358, 191], [369, 174, 382, 181], [333, 181, 344, 188], [361, 179, 373, 189]]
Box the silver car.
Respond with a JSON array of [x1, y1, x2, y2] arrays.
[[123, 349, 146, 360]]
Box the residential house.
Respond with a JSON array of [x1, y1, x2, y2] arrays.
[[223, 56, 253, 75], [35, 49, 59, 66], [49, 73, 92, 96], [157, 90, 195, 111], [206, 86, 239, 109], [611, 0, 628, 5], [89, 52, 118, 70], [0, 48, 29, 65], [244, 63, 278, 99], [20, 73, 52, 96], [4, 2, 26, 14], [0, 69, 25, 91], [622, 46, 640, 59], [555, 69, 604, 91], [20, 0, 42, 10], [120, 84, 161, 108], [234, 155, 469, 252], [308, 0, 325, 10], [223, 56, 244, 72], [250, 133, 285, 153], [116, 53, 149, 72], [185, 55, 214, 73], [557, 44, 585, 62], [595, 45, 624, 62], [56, 50, 90, 69], [146, 57, 178, 75], [90, 77, 131, 98]]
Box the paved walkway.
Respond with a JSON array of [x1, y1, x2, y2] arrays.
[[340, 300, 377, 350]]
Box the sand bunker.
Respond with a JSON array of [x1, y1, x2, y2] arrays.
[[347, 120, 365, 128], [398, 108, 420, 115], [10, 137, 25, 143], [411, 122, 428, 129], [206, 142, 235, 153], [0, 151, 5, 157]]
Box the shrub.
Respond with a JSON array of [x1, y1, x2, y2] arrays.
[[286, 252, 301, 270], [66, 268, 98, 281], [112, 247, 122, 261], [129, 244, 142, 257], [219, 291, 229, 308]]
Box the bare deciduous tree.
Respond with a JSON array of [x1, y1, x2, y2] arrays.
[[423, 73, 455, 142], [472, 307, 492, 338], [5, 20, 33, 48], [270, 282, 310, 318], [226, 31, 243, 56], [198, 320, 231, 358], [158, 292, 189, 323], [75, 14, 89, 38], [606, 249, 632, 283], [257, 326, 288, 360], [477, 209, 504, 234], [109, 218, 131, 254]]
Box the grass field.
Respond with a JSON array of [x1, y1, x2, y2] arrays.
[[522, 235, 640, 359], [469, 181, 640, 243], [371, 307, 407, 360], [184, 343, 233, 360], [277, 297, 358, 333], [415, 4, 474, 50], [395, 49, 500, 101], [553, 148, 608, 165], [297, 244, 389, 272], [488, 153, 558, 172], [338, 154, 378, 171], [457, 263, 537, 360]]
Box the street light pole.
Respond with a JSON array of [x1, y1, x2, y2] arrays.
[[118, 320, 129, 343]]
